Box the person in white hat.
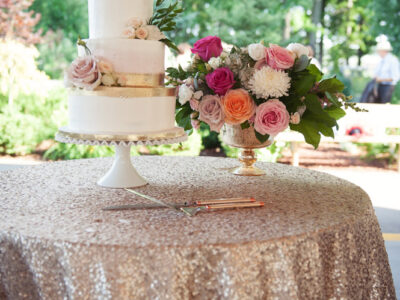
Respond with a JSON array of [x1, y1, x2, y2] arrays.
[[374, 40, 400, 103]]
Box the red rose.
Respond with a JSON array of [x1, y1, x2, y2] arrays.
[[206, 67, 236, 96], [191, 36, 223, 62]]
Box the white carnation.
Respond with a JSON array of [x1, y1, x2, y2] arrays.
[[248, 43, 266, 61], [249, 67, 291, 99], [286, 43, 310, 58], [178, 84, 194, 105], [208, 57, 221, 69], [144, 25, 166, 41]]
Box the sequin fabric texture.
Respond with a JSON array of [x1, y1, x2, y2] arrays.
[[0, 156, 395, 299]]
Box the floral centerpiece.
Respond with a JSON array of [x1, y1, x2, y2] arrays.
[[167, 36, 358, 150]]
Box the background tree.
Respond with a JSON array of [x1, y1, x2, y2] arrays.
[[0, 0, 41, 44]]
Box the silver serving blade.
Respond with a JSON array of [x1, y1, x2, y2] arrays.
[[124, 188, 181, 212]]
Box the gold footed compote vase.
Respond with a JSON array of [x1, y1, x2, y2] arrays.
[[221, 124, 274, 176]]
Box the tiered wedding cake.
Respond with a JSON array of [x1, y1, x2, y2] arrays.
[[65, 0, 177, 135]]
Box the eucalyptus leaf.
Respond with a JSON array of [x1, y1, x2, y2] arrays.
[[294, 55, 310, 72]]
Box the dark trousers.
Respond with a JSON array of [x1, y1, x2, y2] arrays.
[[377, 84, 395, 103]]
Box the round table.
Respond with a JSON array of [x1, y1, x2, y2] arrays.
[[0, 156, 395, 299]]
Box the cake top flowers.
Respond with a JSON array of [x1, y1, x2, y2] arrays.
[[167, 36, 359, 148]]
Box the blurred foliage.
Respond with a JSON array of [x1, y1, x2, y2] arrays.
[[0, 87, 67, 155], [30, 0, 88, 78], [36, 30, 76, 79], [0, 39, 48, 103]]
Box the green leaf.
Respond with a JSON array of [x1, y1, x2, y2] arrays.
[[318, 77, 345, 93], [325, 106, 346, 120], [294, 55, 310, 72], [307, 64, 323, 81], [325, 91, 341, 107], [292, 73, 316, 96], [240, 121, 250, 130], [255, 131, 270, 143], [304, 94, 324, 115], [160, 38, 179, 53], [290, 119, 321, 149]]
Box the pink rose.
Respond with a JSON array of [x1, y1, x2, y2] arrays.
[[265, 44, 295, 70], [254, 59, 268, 70], [198, 95, 225, 132], [206, 67, 235, 96], [67, 55, 102, 90], [254, 99, 290, 136], [191, 36, 223, 62]]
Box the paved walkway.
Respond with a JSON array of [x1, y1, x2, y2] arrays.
[[0, 161, 399, 295]]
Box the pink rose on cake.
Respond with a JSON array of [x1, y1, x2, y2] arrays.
[[198, 95, 225, 132], [206, 67, 235, 96], [254, 99, 290, 136], [136, 27, 149, 40], [265, 44, 295, 70], [66, 55, 102, 90], [191, 36, 223, 62]]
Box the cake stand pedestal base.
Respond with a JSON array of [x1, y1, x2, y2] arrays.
[[97, 145, 147, 188]]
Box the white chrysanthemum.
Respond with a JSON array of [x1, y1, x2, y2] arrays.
[[249, 67, 291, 99]]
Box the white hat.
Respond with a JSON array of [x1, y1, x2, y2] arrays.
[[376, 41, 393, 51]]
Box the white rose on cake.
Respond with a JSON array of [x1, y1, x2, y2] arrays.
[[123, 27, 136, 39], [127, 18, 143, 29], [144, 25, 166, 41], [101, 74, 116, 86], [286, 43, 310, 59], [178, 84, 194, 105], [248, 43, 266, 61]]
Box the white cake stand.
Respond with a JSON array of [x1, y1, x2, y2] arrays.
[[55, 127, 187, 188]]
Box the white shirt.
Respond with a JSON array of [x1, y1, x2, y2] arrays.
[[375, 53, 400, 85]]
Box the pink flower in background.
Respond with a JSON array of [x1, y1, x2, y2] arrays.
[[206, 67, 235, 95], [254, 99, 290, 136], [66, 55, 102, 90], [191, 36, 223, 62], [265, 44, 295, 70], [198, 95, 225, 132]]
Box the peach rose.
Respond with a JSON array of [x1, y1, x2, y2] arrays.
[[136, 27, 148, 40], [221, 89, 256, 125]]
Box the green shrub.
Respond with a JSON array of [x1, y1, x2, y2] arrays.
[[0, 87, 67, 155], [44, 143, 116, 160]]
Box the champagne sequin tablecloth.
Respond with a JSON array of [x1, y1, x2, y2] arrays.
[[0, 156, 395, 299]]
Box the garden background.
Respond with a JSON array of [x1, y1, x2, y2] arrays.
[[1, 0, 399, 162]]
